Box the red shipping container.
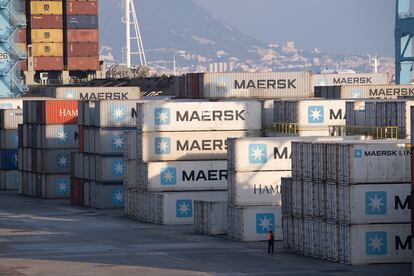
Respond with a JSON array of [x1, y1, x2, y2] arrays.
[[71, 177, 84, 206], [13, 28, 26, 43], [67, 42, 98, 57], [68, 57, 99, 71], [67, 29, 98, 43], [17, 60, 28, 71], [33, 56, 64, 71], [36, 100, 78, 125], [30, 15, 63, 29], [67, 2, 98, 15]]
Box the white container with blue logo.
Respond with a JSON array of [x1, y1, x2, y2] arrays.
[[337, 140, 411, 184], [312, 73, 390, 88], [339, 223, 411, 265], [90, 128, 128, 155], [90, 100, 143, 127], [0, 109, 23, 129], [136, 101, 262, 132], [40, 125, 79, 149], [93, 155, 125, 182], [88, 182, 125, 209], [36, 174, 71, 199], [341, 84, 414, 99], [194, 201, 228, 235], [37, 149, 73, 174], [137, 130, 260, 162], [125, 190, 227, 225], [138, 160, 228, 192], [227, 205, 282, 242], [338, 183, 411, 224]]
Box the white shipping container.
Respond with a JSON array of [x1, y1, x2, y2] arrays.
[[93, 100, 142, 127], [0, 109, 23, 129], [82, 128, 128, 155], [40, 124, 78, 149], [297, 100, 347, 129], [39, 174, 71, 199], [93, 155, 125, 182], [36, 149, 73, 174], [341, 85, 414, 99], [312, 73, 390, 87], [137, 101, 262, 132], [201, 72, 312, 99], [0, 170, 19, 190], [54, 86, 140, 100], [138, 131, 260, 162], [124, 130, 138, 160], [125, 190, 227, 225], [0, 98, 24, 109], [194, 201, 228, 235], [141, 160, 228, 192], [229, 171, 291, 206], [342, 223, 411, 265], [227, 205, 283, 242], [339, 183, 411, 224], [90, 182, 125, 209], [338, 141, 411, 184]]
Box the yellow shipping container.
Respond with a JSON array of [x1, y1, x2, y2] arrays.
[[31, 29, 63, 43], [30, 1, 62, 15], [32, 43, 63, 57]]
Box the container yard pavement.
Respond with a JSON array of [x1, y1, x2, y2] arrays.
[[0, 192, 409, 276]]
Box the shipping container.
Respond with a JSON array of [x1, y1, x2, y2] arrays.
[[93, 155, 125, 182], [194, 201, 228, 235], [0, 170, 19, 190], [66, 15, 98, 29], [67, 29, 98, 43], [340, 223, 411, 265], [0, 129, 19, 149], [89, 182, 125, 209], [67, 1, 98, 15], [30, 15, 63, 29], [124, 190, 227, 225], [67, 57, 99, 71], [137, 100, 262, 132], [1, 149, 18, 170], [86, 100, 142, 127], [39, 124, 78, 149], [312, 73, 390, 87], [341, 85, 414, 99], [33, 57, 64, 71], [198, 72, 312, 99], [227, 205, 282, 241], [30, 1, 62, 15], [131, 160, 228, 191], [338, 183, 410, 224], [83, 128, 127, 155], [228, 171, 291, 206], [0, 109, 23, 129], [32, 43, 63, 57], [36, 174, 71, 199], [70, 177, 84, 206], [31, 149, 73, 174], [337, 140, 411, 184], [31, 29, 63, 43], [137, 130, 260, 162], [67, 42, 98, 57], [33, 100, 78, 125]]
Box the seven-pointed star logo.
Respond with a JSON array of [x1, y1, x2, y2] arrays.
[[57, 129, 68, 143], [176, 200, 192, 218], [249, 144, 267, 164], [366, 231, 387, 255], [308, 106, 324, 123], [155, 108, 170, 125], [155, 137, 171, 155], [112, 135, 124, 149], [160, 167, 177, 185], [112, 106, 125, 120], [64, 91, 75, 99], [55, 179, 69, 195], [57, 154, 69, 167], [256, 213, 275, 234], [112, 160, 124, 176], [112, 188, 125, 206], [365, 191, 387, 215]]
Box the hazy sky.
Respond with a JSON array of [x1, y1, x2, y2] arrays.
[[193, 0, 394, 56]]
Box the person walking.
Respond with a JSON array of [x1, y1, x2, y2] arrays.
[[267, 230, 274, 254]]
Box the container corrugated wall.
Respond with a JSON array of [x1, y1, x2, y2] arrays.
[[341, 85, 414, 99], [200, 72, 312, 99], [312, 73, 390, 87]]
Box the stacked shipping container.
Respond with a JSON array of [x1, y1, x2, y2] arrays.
[[283, 140, 412, 264], [124, 100, 262, 225], [29, 1, 64, 71], [19, 99, 78, 198], [65, 0, 99, 70], [71, 100, 142, 208], [0, 109, 22, 190]]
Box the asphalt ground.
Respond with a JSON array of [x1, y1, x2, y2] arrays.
[[0, 191, 410, 276]]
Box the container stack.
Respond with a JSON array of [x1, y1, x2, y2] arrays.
[[124, 100, 262, 225], [194, 201, 228, 235], [29, 0, 64, 71], [283, 140, 412, 265], [71, 100, 141, 208], [0, 109, 23, 190], [346, 100, 414, 139], [273, 99, 348, 137], [65, 0, 99, 71], [19, 99, 78, 198]]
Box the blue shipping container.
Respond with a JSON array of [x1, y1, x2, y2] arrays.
[[66, 15, 98, 29], [1, 149, 18, 170]]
